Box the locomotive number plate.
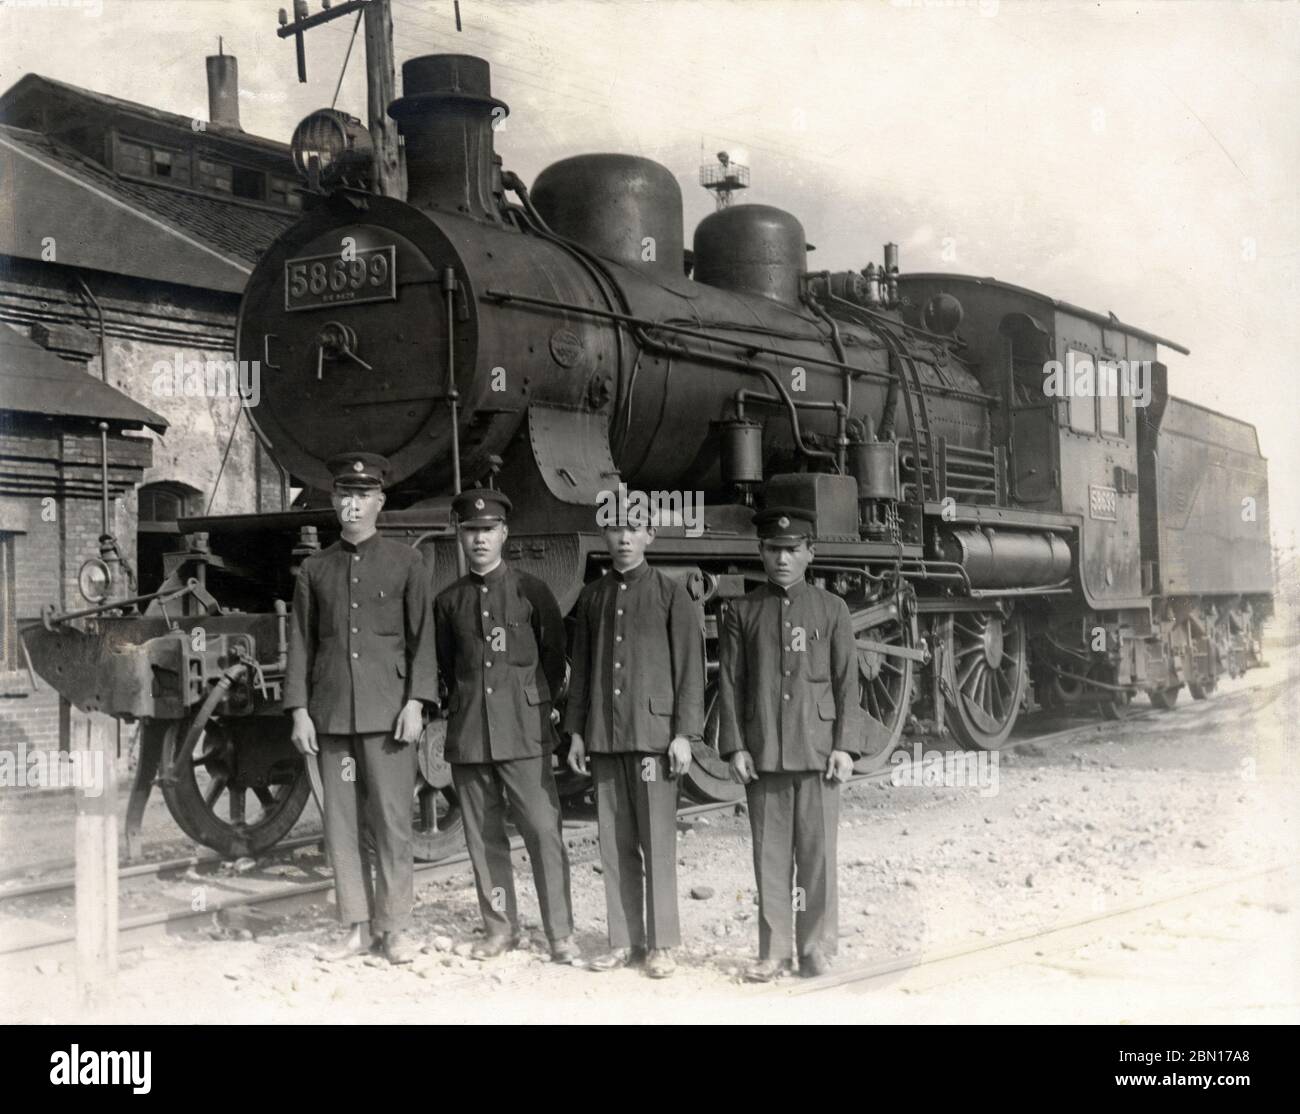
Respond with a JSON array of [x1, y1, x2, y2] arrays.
[[1089, 483, 1118, 521], [284, 245, 396, 311]]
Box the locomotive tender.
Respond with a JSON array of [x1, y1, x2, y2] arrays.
[[23, 53, 1273, 862]]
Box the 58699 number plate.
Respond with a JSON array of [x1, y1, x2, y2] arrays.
[[284, 245, 396, 311]]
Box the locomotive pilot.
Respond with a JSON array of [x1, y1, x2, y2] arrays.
[[565, 502, 706, 978], [434, 489, 581, 964], [284, 452, 439, 965], [718, 506, 862, 981]]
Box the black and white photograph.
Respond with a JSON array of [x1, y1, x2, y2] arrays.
[[0, 0, 1296, 1067]]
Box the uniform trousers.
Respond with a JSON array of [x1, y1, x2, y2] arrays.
[[451, 756, 574, 943], [745, 769, 840, 960], [318, 733, 417, 933], [592, 752, 681, 950]]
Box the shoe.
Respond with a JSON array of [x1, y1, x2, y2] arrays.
[[645, 948, 677, 979], [743, 957, 792, 983], [588, 946, 646, 972], [383, 930, 419, 965], [317, 926, 374, 962], [799, 947, 832, 978], [470, 932, 519, 960], [550, 936, 583, 965]]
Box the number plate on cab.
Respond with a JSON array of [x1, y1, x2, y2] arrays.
[[284, 245, 396, 311]]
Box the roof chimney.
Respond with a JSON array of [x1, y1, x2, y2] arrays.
[[206, 40, 241, 130]]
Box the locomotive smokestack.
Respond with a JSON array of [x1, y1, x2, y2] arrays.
[[206, 44, 241, 130], [388, 54, 507, 221]]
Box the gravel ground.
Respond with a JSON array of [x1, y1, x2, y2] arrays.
[[2, 622, 1296, 1024]]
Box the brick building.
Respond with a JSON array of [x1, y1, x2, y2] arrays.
[[0, 53, 300, 758]]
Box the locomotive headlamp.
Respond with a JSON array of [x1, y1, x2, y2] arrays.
[[290, 108, 372, 187], [77, 557, 111, 604]]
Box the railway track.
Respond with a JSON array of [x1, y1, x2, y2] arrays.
[[0, 671, 1282, 964], [782, 859, 1298, 998]]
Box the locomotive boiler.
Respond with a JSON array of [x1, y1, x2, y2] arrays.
[[23, 53, 1274, 863]]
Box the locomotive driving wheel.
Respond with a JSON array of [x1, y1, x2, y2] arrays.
[[941, 609, 1027, 750], [682, 681, 745, 805], [302, 718, 466, 864], [852, 604, 917, 773], [158, 714, 311, 860]]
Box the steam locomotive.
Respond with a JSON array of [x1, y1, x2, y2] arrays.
[[23, 53, 1273, 863]]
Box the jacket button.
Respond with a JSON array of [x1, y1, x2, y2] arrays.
[[485, 660, 493, 668], [616, 609, 624, 616], [613, 688, 621, 696], [783, 599, 790, 606], [782, 693, 790, 701], [619, 584, 627, 591], [614, 662, 622, 669], [615, 635, 623, 642], [482, 610, 490, 618], [486, 686, 493, 694], [783, 669, 792, 677], [353, 555, 360, 562], [351, 651, 359, 659], [480, 586, 488, 594], [352, 577, 359, 584], [783, 621, 791, 628], [351, 602, 358, 609], [351, 627, 359, 634]]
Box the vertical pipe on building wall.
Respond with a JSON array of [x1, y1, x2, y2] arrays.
[[74, 274, 107, 383]]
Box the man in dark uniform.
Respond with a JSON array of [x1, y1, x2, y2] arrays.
[[565, 505, 705, 978], [718, 506, 862, 982], [285, 452, 438, 965], [434, 489, 581, 964]]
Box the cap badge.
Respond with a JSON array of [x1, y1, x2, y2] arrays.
[[474, 498, 485, 510], [777, 515, 790, 529], [352, 460, 364, 473]]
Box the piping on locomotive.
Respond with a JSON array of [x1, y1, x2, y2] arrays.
[[22, 53, 1273, 862]]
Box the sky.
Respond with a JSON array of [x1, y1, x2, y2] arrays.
[[2, 0, 1297, 547]]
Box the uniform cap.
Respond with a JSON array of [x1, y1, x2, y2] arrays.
[[452, 487, 512, 527], [754, 505, 815, 546], [328, 451, 390, 490]]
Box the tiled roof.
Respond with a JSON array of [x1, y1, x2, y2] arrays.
[[0, 124, 295, 265]]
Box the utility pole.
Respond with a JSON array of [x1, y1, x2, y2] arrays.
[[363, 0, 404, 199], [277, 0, 405, 199]]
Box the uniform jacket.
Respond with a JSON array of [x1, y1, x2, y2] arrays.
[[562, 561, 705, 754], [434, 562, 566, 764], [718, 579, 862, 772], [284, 532, 439, 735]]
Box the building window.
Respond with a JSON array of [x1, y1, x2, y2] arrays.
[[269, 176, 303, 210], [197, 157, 233, 193], [139, 481, 202, 529], [0, 532, 17, 675], [230, 164, 266, 201], [117, 135, 190, 185]]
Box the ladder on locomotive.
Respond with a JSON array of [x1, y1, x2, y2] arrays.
[[880, 322, 937, 507]]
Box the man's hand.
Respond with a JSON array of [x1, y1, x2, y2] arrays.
[[394, 699, 425, 744], [826, 749, 853, 783], [730, 751, 757, 785], [667, 736, 693, 778], [568, 733, 589, 776], [290, 708, 318, 756]]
